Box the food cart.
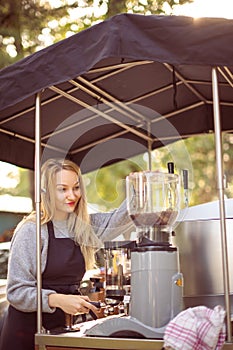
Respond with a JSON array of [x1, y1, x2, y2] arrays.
[[0, 13, 233, 348]]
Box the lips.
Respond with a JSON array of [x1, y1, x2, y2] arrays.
[[67, 202, 76, 207]]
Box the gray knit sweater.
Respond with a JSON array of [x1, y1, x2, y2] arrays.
[[6, 202, 133, 313]]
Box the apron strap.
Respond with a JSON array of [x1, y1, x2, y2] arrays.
[[47, 221, 55, 238]]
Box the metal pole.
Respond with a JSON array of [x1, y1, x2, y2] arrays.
[[147, 121, 152, 171], [35, 92, 43, 333], [212, 68, 232, 342]]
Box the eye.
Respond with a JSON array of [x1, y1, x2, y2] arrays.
[[74, 185, 80, 191], [57, 187, 66, 192]]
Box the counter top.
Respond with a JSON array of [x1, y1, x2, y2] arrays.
[[35, 332, 233, 350], [35, 317, 164, 349], [35, 317, 233, 350], [35, 333, 233, 350], [35, 333, 163, 349]]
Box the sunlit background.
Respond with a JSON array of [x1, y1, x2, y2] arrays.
[[173, 0, 233, 18]]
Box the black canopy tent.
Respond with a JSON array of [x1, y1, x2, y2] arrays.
[[0, 13, 233, 342], [0, 14, 232, 173]]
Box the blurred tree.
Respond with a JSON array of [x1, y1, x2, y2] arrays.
[[0, 162, 32, 197], [150, 132, 233, 207], [105, 0, 193, 18], [0, 0, 193, 69], [2, 0, 232, 212], [85, 132, 233, 212], [0, 0, 83, 68], [84, 155, 147, 211]]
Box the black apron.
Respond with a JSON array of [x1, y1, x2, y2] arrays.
[[0, 221, 85, 350]]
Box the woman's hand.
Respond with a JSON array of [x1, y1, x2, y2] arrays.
[[48, 293, 99, 316]]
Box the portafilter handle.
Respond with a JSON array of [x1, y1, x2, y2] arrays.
[[64, 313, 76, 331], [88, 301, 101, 320], [167, 162, 174, 174], [64, 301, 100, 331], [182, 169, 189, 207]]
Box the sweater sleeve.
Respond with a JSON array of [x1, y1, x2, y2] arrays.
[[6, 221, 56, 313], [90, 199, 134, 242]]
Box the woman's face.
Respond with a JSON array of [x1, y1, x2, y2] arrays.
[[54, 169, 81, 220]]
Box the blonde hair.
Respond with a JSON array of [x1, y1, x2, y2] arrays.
[[22, 158, 102, 270]]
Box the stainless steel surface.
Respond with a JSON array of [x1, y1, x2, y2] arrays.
[[35, 92, 43, 334], [35, 333, 233, 349], [123, 170, 183, 336], [174, 219, 233, 304], [130, 249, 182, 328], [36, 317, 166, 348], [212, 67, 232, 341], [35, 333, 165, 349], [84, 315, 166, 339], [146, 227, 170, 243]]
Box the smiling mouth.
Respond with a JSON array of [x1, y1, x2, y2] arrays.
[[67, 202, 76, 207]]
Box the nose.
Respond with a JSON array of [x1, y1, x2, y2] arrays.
[[67, 189, 77, 200]]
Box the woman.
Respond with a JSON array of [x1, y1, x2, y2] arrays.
[[0, 158, 133, 350]]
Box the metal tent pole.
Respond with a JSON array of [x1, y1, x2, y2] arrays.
[[147, 121, 152, 171], [212, 67, 232, 342], [35, 92, 43, 334]]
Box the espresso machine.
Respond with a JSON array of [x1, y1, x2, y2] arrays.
[[85, 164, 186, 339], [104, 240, 136, 316]]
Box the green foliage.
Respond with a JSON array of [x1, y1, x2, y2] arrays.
[[16, 169, 33, 197], [0, 0, 193, 69], [2, 135, 233, 211], [84, 156, 147, 211], [85, 133, 233, 211]]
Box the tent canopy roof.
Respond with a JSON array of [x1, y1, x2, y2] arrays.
[[0, 13, 232, 172]]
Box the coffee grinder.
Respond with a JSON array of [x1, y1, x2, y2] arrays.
[[127, 168, 183, 331], [85, 164, 185, 338]]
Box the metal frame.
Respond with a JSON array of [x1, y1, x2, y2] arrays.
[[212, 68, 232, 341], [35, 92, 43, 334], [32, 62, 233, 343], [1, 61, 232, 160]]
